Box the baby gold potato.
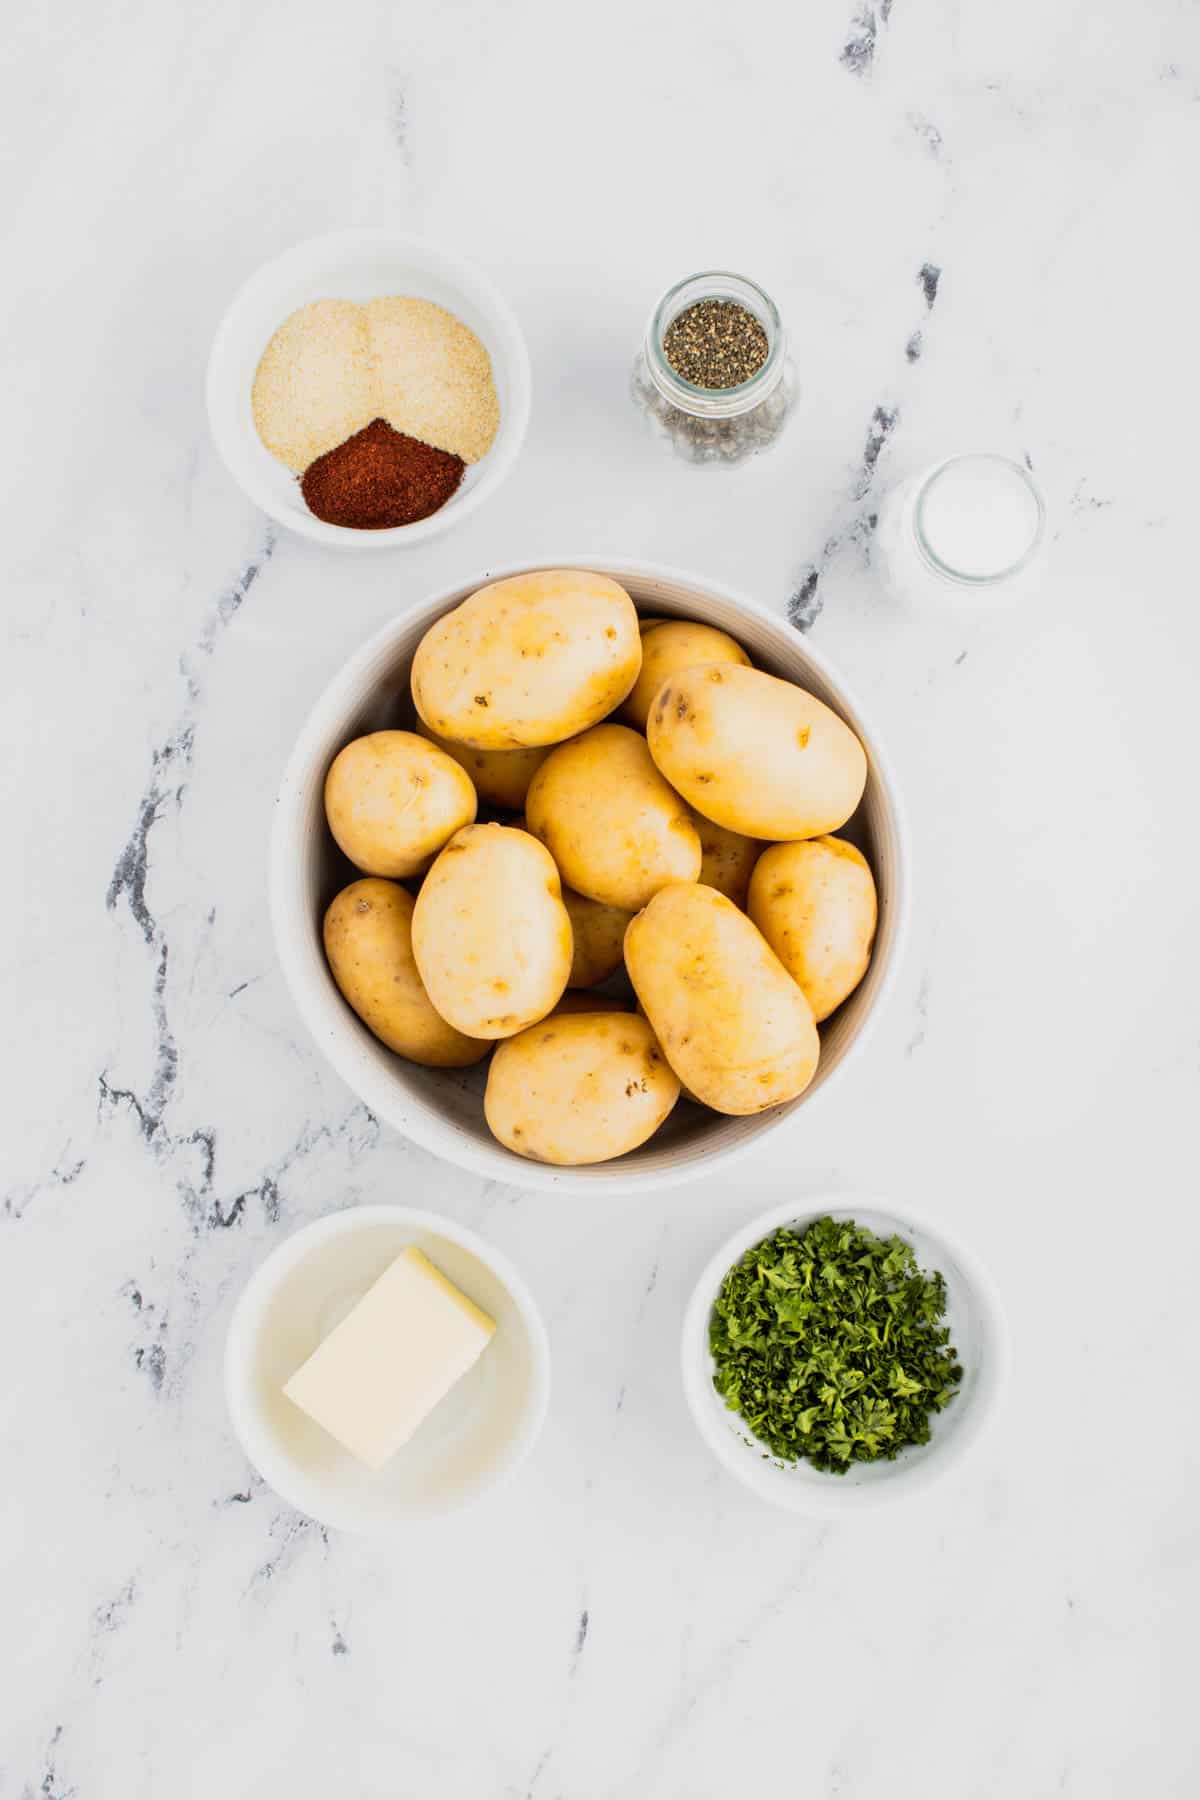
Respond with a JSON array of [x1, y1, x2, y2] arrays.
[[485, 1011, 679, 1164], [412, 824, 572, 1038], [415, 721, 549, 812], [324, 730, 476, 879], [625, 883, 820, 1115], [323, 879, 490, 1067], [695, 815, 762, 909], [526, 723, 701, 911], [747, 836, 878, 1022], [621, 619, 750, 731], [562, 887, 633, 988], [411, 569, 641, 749], [647, 664, 867, 841]]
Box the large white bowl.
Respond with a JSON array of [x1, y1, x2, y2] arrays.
[[269, 560, 911, 1191], [225, 1206, 550, 1532], [206, 228, 531, 549], [682, 1199, 1008, 1512]]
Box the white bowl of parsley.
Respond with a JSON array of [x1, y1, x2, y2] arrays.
[[681, 1201, 1007, 1511]]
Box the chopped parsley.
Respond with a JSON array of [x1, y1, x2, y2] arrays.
[[710, 1215, 963, 1472]]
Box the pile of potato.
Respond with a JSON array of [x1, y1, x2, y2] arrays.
[[321, 569, 878, 1166]]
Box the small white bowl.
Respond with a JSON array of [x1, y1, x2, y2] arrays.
[[269, 559, 911, 1193], [206, 229, 531, 549], [682, 1199, 1007, 1512], [224, 1206, 550, 1532]]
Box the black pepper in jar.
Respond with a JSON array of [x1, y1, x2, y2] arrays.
[[662, 299, 769, 390], [632, 272, 795, 464]]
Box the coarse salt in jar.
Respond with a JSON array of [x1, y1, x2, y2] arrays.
[[632, 271, 797, 464], [874, 452, 1047, 610]]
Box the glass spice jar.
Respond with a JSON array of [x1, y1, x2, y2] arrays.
[[631, 271, 797, 464], [873, 453, 1048, 611]]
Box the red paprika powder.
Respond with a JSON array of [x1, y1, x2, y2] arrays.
[[301, 418, 466, 529]]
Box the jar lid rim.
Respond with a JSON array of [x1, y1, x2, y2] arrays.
[[645, 271, 785, 417]]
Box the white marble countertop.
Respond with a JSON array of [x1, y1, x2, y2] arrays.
[[5, 1, 1199, 1794]]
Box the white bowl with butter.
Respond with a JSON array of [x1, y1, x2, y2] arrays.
[[224, 1206, 550, 1532]]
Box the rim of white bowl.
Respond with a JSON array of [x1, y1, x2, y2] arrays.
[[268, 557, 913, 1192], [681, 1196, 1010, 1513], [205, 228, 532, 550], [224, 1204, 551, 1532]]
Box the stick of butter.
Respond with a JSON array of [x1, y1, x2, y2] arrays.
[[283, 1246, 496, 1470]]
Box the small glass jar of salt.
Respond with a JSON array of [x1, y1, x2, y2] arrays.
[[874, 453, 1046, 609], [631, 271, 797, 464]]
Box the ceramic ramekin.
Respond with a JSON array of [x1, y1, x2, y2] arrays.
[[206, 228, 531, 549]]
